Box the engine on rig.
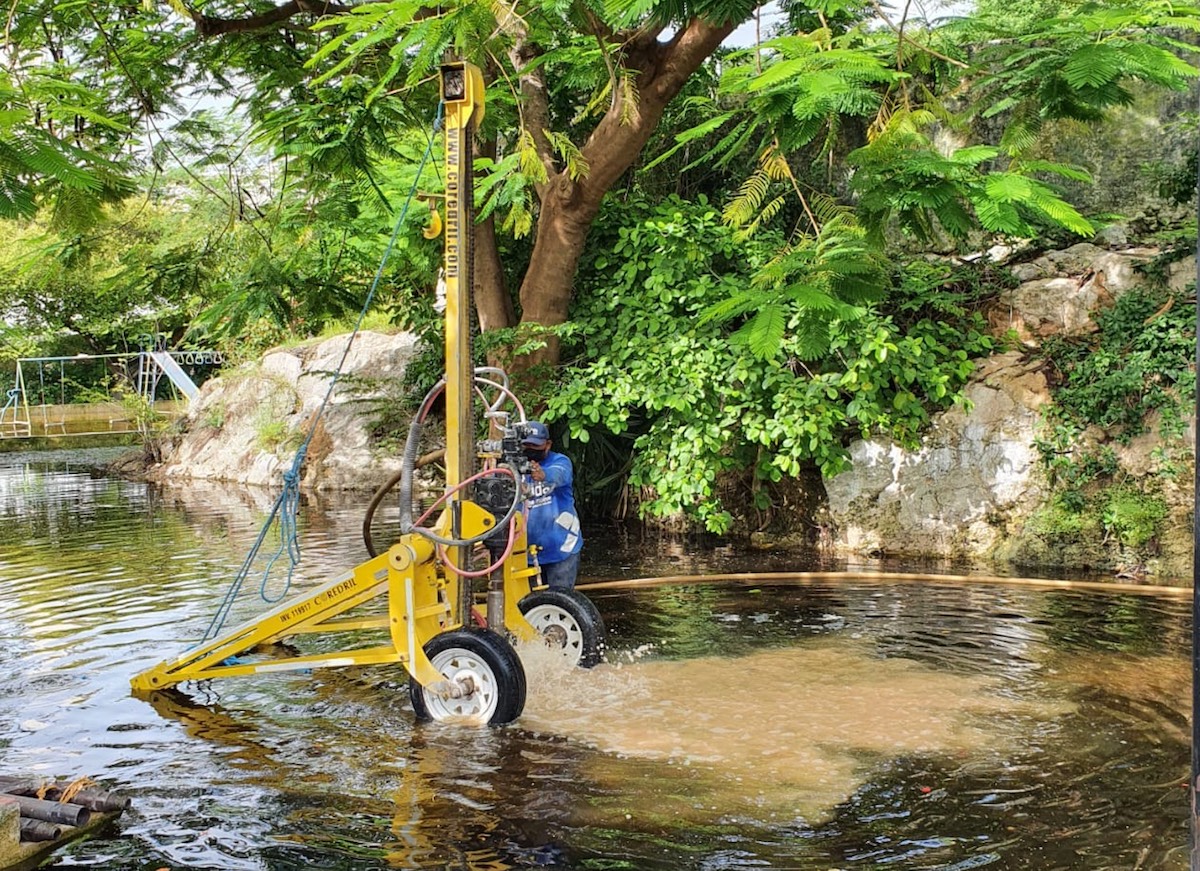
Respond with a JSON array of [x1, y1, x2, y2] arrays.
[[473, 421, 537, 550]]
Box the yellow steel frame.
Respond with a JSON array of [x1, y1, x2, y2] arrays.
[[130, 61, 541, 699]]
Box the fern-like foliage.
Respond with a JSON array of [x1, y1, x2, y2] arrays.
[[602, 0, 756, 29], [618, 68, 641, 126], [517, 129, 550, 185], [702, 214, 886, 359], [722, 162, 773, 229], [546, 130, 590, 180], [476, 151, 537, 237], [957, 0, 1200, 155], [720, 33, 898, 156], [849, 112, 1095, 243], [0, 72, 134, 224]]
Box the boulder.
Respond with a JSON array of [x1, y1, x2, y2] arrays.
[[1166, 254, 1197, 294], [992, 244, 1157, 344], [154, 331, 418, 491], [825, 352, 1051, 558]]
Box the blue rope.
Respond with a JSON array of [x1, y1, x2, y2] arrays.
[[202, 103, 445, 642]]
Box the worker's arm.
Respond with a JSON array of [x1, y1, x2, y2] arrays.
[[529, 456, 571, 487]]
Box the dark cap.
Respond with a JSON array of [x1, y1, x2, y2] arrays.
[[520, 421, 550, 446]]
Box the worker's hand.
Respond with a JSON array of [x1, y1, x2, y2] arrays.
[[529, 461, 545, 482]]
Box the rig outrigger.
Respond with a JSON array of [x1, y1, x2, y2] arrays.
[[130, 62, 605, 725]]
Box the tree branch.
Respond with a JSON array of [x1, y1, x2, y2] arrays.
[[867, 0, 969, 70], [180, 0, 356, 38], [576, 15, 737, 202]]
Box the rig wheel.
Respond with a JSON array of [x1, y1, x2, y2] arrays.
[[518, 590, 606, 668], [410, 629, 526, 725]]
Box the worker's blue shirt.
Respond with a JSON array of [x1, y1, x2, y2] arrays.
[[524, 451, 582, 566]]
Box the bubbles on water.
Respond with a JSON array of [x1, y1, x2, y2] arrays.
[[612, 642, 656, 664], [517, 636, 653, 724]]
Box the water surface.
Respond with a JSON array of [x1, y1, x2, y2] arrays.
[[0, 449, 1189, 869]]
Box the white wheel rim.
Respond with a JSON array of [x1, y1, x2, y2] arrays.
[[423, 647, 501, 723], [523, 604, 585, 666]]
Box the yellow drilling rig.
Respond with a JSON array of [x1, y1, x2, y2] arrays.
[[130, 62, 605, 725]]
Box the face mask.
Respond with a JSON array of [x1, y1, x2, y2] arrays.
[[524, 446, 547, 461]]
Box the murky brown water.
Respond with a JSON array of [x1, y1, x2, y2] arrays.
[[0, 448, 1191, 869], [523, 638, 1073, 823]]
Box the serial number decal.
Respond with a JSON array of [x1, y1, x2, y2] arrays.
[[278, 575, 362, 624]]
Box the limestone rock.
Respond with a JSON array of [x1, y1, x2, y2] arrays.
[[992, 244, 1156, 344], [1166, 254, 1197, 294], [825, 352, 1051, 558], [1093, 224, 1129, 248], [154, 331, 418, 491]]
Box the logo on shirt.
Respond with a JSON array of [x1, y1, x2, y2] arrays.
[[526, 479, 553, 507]]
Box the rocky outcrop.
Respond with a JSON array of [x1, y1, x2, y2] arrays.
[[825, 353, 1051, 558], [987, 242, 1158, 343], [827, 236, 1194, 576], [153, 331, 418, 491]]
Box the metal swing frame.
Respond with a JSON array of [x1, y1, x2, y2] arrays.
[[1, 350, 212, 439]]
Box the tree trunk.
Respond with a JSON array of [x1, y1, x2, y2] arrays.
[[512, 16, 737, 372], [516, 176, 597, 369], [473, 138, 516, 335], [474, 214, 514, 331]]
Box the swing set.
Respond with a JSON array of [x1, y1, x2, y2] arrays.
[[0, 351, 219, 439]]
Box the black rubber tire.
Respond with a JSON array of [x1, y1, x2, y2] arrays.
[[518, 589, 606, 668], [409, 629, 527, 725]]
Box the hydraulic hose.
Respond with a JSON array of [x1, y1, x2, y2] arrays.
[[361, 443, 448, 558], [578, 570, 1192, 598], [362, 466, 405, 559], [408, 464, 524, 549], [360, 420, 424, 559], [362, 378, 446, 558], [361, 369, 528, 557], [398, 419, 424, 533]]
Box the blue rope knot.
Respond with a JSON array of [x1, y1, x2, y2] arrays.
[[283, 444, 309, 487]]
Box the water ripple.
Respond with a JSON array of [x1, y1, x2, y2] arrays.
[[0, 450, 1189, 871]]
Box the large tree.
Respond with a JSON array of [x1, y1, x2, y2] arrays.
[[4, 0, 1197, 370], [200, 0, 763, 365], [4, 0, 763, 366]]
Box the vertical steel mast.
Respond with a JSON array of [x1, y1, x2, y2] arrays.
[[440, 61, 486, 627]]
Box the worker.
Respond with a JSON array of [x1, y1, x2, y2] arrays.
[[521, 421, 582, 590]]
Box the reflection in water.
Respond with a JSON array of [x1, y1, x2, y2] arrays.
[[0, 449, 1191, 870]]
